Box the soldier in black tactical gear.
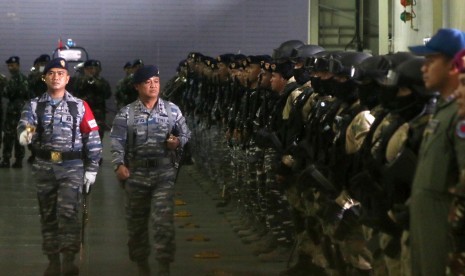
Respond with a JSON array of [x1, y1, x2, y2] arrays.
[[347, 55, 436, 275], [74, 59, 112, 139], [0, 56, 30, 168]]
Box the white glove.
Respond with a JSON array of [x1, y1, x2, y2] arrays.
[[19, 130, 33, 146], [84, 171, 97, 194]]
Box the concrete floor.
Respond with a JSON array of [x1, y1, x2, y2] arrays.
[[0, 134, 285, 276]]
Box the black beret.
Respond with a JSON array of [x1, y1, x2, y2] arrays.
[[43, 58, 68, 74], [6, 56, 20, 64], [261, 60, 274, 72], [216, 54, 235, 64], [133, 65, 159, 84], [84, 59, 101, 68], [246, 55, 263, 66], [187, 52, 203, 60], [35, 54, 50, 64], [203, 57, 216, 67], [271, 60, 294, 80], [229, 60, 244, 70], [123, 61, 132, 69], [132, 59, 144, 67]]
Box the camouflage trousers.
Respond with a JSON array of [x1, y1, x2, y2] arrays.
[[124, 165, 177, 262], [35, 167, 84, 255], [2, 112, 25, 160], [263, 148, 293, 246]]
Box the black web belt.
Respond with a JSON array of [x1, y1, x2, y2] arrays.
[[35, 149, 83, 163]]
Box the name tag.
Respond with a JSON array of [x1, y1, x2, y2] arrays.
[[424, 119, 439, 136]]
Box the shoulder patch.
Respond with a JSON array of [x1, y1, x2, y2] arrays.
[[456, 120, 465, 139]]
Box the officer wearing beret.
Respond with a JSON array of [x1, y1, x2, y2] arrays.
[[408, 28, 465, 275], [17, 57, 103, 275], [111, 65, 191, 276], [1, 56, 31, 168]]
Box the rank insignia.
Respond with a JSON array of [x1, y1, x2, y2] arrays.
[[456, 120, 465, 139]]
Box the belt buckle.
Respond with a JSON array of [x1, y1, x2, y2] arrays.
[[50, 151, 62, 163]]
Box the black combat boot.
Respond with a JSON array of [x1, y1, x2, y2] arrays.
[[0, 159, 10, 168], [137, 259, 151, 276], [279, 255, 327, 276], [27, 155, 35, 164], [157, 259, 170, 276], [62, 252, 79, 276], [43, 253, 61, 276], [12, 159, 23, 168]]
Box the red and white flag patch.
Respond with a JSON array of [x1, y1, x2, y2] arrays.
[[80, 101, 99, 134]]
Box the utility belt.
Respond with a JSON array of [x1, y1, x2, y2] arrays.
[[35, 149, 83, 163], [129, 158, 172, 168]]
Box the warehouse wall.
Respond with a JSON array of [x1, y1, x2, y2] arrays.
[[0, 0, 309, 91]]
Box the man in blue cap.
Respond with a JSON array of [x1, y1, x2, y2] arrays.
[[408, 28, 465, 275], [111, 65, 191, 276], [17, 57, 102, 275]]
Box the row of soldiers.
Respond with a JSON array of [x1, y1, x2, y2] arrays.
[[161, 35, 463, 276], [0, 54, 112, 167]]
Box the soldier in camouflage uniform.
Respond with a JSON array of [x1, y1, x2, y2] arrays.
[[115, 61, 133, 109], [115, 59, 144, 110], [1, 56, 31, 168], [0, 73, 7, 146], [111, 65, 190, 276], [27, 54, 51, 164], [74, 59, 112, 139], [17, 58, 102, 276]]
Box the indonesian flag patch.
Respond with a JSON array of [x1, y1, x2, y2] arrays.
[[456, 120, 465, 139], [80, 100, 99, 134]]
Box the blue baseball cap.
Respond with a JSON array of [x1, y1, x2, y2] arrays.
[[409, 28, 465, 58]]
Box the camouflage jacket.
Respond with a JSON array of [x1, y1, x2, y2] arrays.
[[4, 72, 31, 113], [17, 91, 103, 172], [110, 99, 191, 169]]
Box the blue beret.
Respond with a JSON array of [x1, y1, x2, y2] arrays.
[[133, 65, 159, 84], [123, 61, 132, 69], [5, 56, 20, 64], [43, 58, 68, 74], [409, 28, 465, 58]]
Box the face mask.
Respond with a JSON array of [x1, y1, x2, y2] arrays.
[[378, 86, 399, 110], [357, 83, 380, 109], [331, 80, 357, 102], [310, 76, 321, 94], [293, 67, 311, 85], [319, 77, 334, 96]]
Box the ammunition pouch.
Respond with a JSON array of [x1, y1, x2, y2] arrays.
[[382, 147, 417, 195]]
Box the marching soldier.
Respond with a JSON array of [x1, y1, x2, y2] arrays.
[[17, 57, 102, 276]]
